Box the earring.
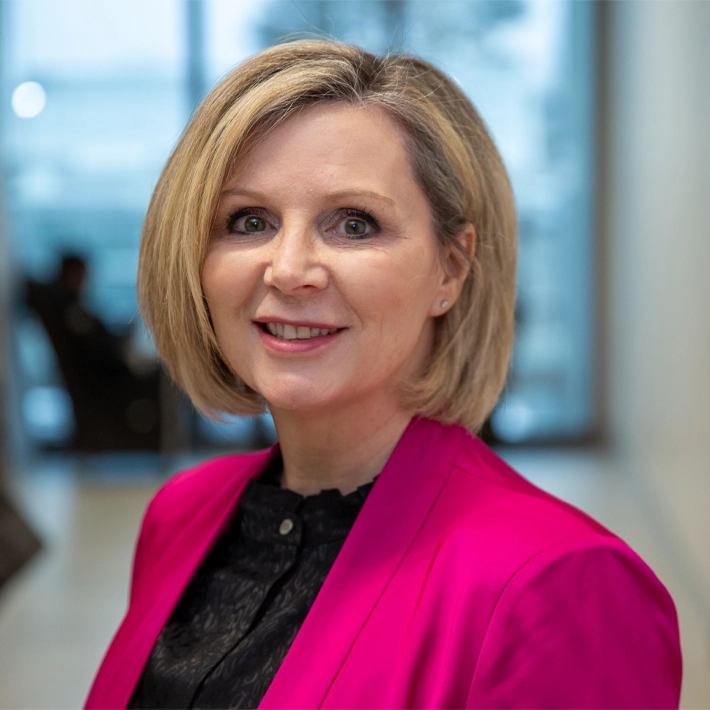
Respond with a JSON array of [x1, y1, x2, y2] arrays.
[[440, 300, 449, 310]]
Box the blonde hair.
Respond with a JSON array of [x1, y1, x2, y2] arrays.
[[139, 40, 517, 433]]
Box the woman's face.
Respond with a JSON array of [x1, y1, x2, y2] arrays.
[[202, 102, 455, 416]]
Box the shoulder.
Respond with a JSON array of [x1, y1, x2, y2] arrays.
[[133, 447, 275, 574], [435, 429, 616, 555], [422, 430, 681, 706], [145, 447, 272, 519], [426, 427, 678, 623]]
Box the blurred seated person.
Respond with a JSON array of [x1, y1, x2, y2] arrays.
[[25, 254, 162, 452]]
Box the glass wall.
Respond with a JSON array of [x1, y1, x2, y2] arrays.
[[2, 0, 597, 451], [3, 0, 186, 448]]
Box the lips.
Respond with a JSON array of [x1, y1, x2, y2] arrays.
[[255, 320, 344, 353]]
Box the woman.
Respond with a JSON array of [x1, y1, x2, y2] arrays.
[[86, 41, 681, 708]]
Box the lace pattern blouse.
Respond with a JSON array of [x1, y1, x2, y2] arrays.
[[129, 458, 375, 709]]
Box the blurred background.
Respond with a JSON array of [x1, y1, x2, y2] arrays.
[[0, 0, 707, 706]]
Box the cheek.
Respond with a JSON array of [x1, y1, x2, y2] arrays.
[[342, 251, 440, 340], [201, 251, 254, 321], [201, 250, 224, 307], [361, 251, 440, 310]]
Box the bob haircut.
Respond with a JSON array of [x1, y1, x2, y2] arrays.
[[138, 39, 517, 433]]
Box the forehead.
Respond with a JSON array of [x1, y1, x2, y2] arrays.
[[221, 103, 421, 206]]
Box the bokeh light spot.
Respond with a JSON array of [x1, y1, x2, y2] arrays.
[[11, 81, 46, 118]]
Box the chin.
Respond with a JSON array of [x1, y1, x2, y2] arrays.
[[255, 380, 339, 414], [262, 393, 334, 415]]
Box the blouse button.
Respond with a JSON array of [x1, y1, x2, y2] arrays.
[[279, 518, 294, 535]]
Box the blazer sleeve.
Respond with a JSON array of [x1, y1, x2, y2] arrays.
[[466, 534, 682, 709]]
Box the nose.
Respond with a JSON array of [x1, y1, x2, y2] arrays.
[[263, 219, 329, 295]]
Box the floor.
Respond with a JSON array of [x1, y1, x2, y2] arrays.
[[0, 449, 708, 708]]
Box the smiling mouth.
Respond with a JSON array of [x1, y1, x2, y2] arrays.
[[259, 322, 341, 341]]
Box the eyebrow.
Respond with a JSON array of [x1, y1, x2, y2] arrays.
[[220, 187, 396, 207]]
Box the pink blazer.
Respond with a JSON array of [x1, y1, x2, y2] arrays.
[[86, 417, 681, 708]]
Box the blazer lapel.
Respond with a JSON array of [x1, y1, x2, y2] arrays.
[[86, 447, 278, 709], [259, 417, 467, 709]]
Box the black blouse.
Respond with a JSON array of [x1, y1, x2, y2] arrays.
[[129, 458, 375, 709]]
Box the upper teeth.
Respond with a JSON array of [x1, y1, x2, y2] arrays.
[[266, 323, 338, 340]]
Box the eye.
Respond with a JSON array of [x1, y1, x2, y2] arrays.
[[333, 209, 380, 239], [226, 209, 271, 235], [344, 218, 368, 236], [241, 215, 267, 232]]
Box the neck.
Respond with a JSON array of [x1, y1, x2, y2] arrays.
[[269, 400, 413, 496]]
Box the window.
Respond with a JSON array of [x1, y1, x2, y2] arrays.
[[3, 0, 596, 449]]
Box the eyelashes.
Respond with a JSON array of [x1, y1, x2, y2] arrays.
[[222, 207, 382, 239]]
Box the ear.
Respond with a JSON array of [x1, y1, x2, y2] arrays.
[[430, 223, 476, 316]]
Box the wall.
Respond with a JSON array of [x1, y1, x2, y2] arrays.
[[605, 0, 710, 606]]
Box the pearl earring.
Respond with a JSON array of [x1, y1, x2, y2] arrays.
[[440, 300, 449, 310]]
